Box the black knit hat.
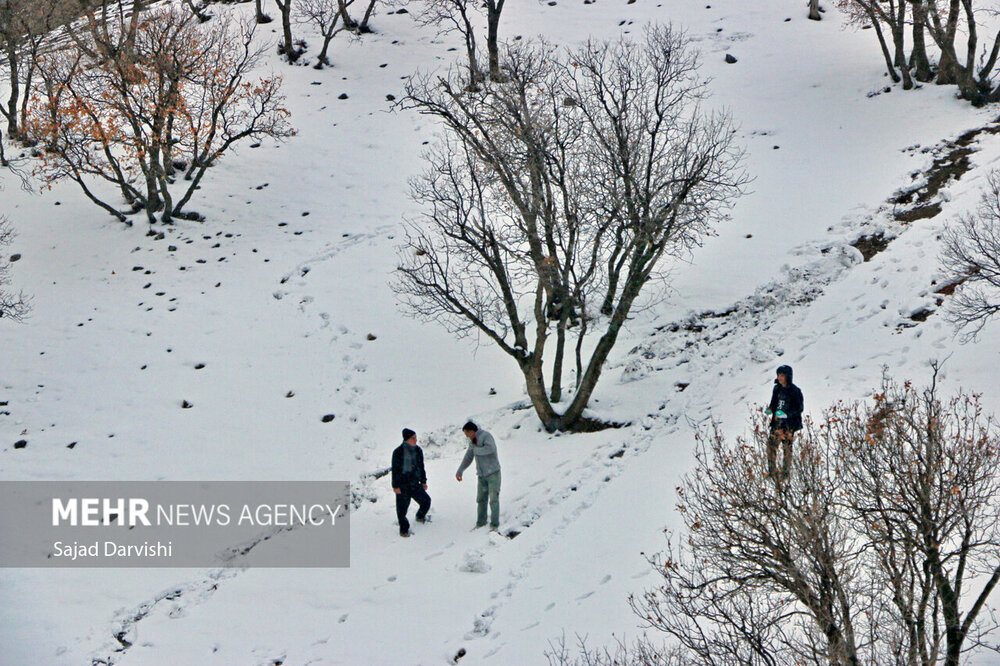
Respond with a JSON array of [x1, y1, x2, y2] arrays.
[[402, 428, 416, 440], [462, 421, 478, 433]]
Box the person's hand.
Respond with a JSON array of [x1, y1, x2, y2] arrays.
[[393, 488, 401, 494], [765, 409, 773, 416], [422, 484, 428, 490], [775, 410, 787, 419], [456, 473, 463, 482]]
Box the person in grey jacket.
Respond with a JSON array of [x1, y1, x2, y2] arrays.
[[455, 421, 501, 530]]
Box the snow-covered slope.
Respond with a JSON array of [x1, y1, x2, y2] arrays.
[[3, 0, 1000, 663]]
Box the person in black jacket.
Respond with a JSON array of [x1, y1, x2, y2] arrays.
[[391, 428, 430, 537], [765, 365, 804, 482]]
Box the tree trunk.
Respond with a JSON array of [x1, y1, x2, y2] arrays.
[[522, 357, 559, 430], [4, 42, 19, 139], [337, 0, 357, 29], [461, 12, 482, 88], [317, 35, 334, 67], [808, 0, 821, 21], [19, 55, 35, 141], [486, 1, 503, 81], [255, 0, 271, 23], [550, 317, 567, 403], [931, 0, 961, 85], [277, 0, 297, 62], [871, 16, 901, 83], [910, 2, 934, 82], [557, 288, 638, 429], [358, 0, 377, 33], [935, 47, 959, 84], [892, 25, 914, 89], [574, 314, 587, 389]]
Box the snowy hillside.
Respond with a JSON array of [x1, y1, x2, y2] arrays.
[[3, 0, 1000, 664]]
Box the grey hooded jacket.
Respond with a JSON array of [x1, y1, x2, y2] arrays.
[[456, 430, 501, 478]]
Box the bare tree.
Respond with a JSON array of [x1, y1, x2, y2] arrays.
[[911, 0, 1000, 103], [836, 0, 1000, 102], [28, 6, 294, 224], [836, 0, 913, 88], [635, 417, 865, 665], [0, 0, 27, 139], [396, 27, 747, 432], [0, 215, 28, 321], [297, 0, 345, 67], [336, 0, 379, 34], [831, 369, 1000, 666], [415, 0, 482, 87], [0, 0, 71, 140], [942, 170, 1000, 338]]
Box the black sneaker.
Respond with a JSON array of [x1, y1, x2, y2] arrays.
[[416, 515, 431, 524], [400, 531, 410, 538]]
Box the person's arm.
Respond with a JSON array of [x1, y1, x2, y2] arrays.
[[418, 448, 427, 486], [767, 385, 779, 414], [391, 447, 401, 491], [456, 445, 474, 480]]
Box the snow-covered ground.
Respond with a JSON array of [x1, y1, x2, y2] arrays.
[[3, 0, 1000, 663]]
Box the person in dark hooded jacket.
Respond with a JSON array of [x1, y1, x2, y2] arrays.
[[765, 365, 803, 481], [391, 428, 430, 537]]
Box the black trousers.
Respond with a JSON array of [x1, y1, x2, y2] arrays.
[[396, 483, 431, 535]]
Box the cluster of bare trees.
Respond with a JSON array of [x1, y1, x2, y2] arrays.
[[837, 0, 1000, 104], [23, 3, 294, 224], [0, 0, 83, 145], [395, 27, 748, 431], [569, 370, 1000, 665], [260, 0, 379, 65]]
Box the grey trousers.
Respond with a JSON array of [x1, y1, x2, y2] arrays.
[[476, 470, 501, 528]]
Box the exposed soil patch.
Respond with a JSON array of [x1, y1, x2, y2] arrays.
[[866, 116, 1000, 260], [892, 146, 975, 207], [851, 232, 891, 261], [635, 117, 1000, 357], [894, 202, 942, 223], [564, 416, 630, 433]]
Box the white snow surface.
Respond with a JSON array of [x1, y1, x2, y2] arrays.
[[3, 0, 1000, 664]]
